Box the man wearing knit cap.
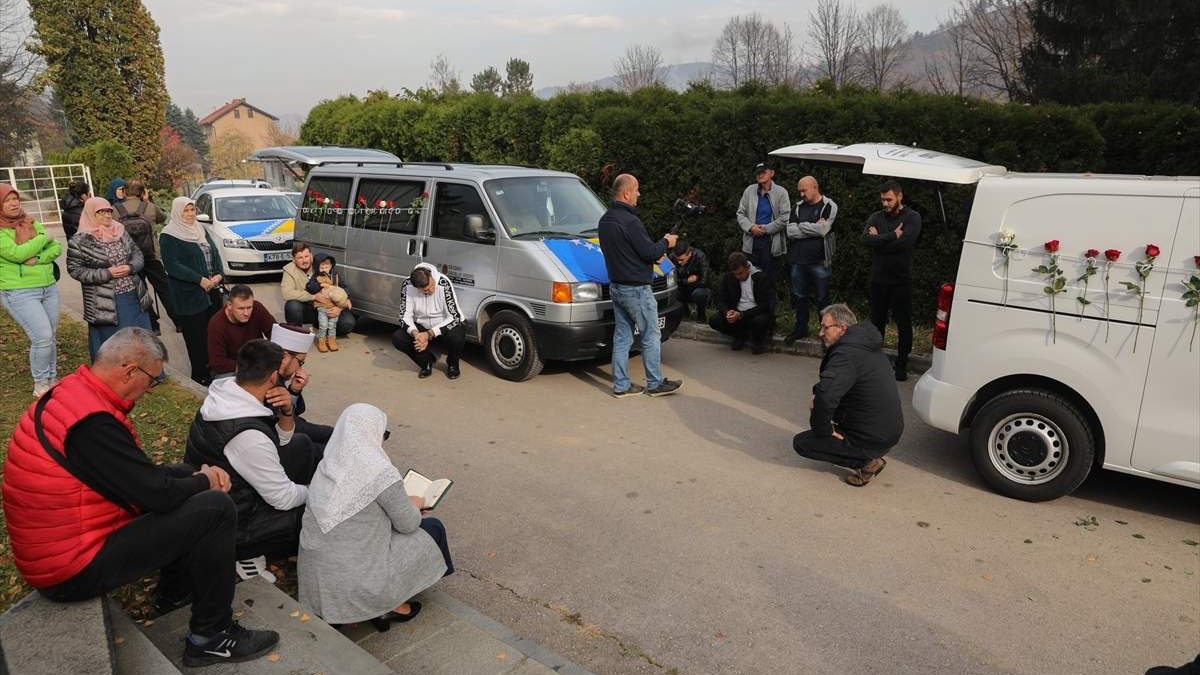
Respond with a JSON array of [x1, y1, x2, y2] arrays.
[[269, 323, 333, 448]]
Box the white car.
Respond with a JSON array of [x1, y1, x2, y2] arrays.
[[194, 188, 297, 277]]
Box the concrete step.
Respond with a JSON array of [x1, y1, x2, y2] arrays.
[[105, 599, 182, 675], [140, 578, 391, 674], [0, 593, 114, 675]]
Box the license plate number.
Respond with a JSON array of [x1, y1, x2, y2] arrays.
[[633, 317, 667, 335], [263, 252, 291, 262]]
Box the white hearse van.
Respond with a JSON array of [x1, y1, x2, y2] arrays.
[[293, 160, 683, 381], [771, 143, 1199, 501]]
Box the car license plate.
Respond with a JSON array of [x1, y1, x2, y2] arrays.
[[633, 317, 668, 335], [263, 252, 291, 262]]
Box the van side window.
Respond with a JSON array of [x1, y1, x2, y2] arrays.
[[300, 177, 352, 226], [432, 183, 492, 242], [352, 179, 425, 234]]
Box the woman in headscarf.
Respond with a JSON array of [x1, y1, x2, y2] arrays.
[[67, 197, 153, 361], [159, 196, 223, 385], [299, 403, 453, 631], [105, 177, 126, 203], [0, 183, 63, 397]]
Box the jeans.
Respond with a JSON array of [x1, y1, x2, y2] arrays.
[[792, 430, 885, 470], [609, 283, 662, 392], [869, 281, 913, 369], [790, 262, 832, 335], [284, 300, 356, 336], [749, 236, 777, 282], [315, 307, 334, 339], [1, 285, 60, 385], [87, 290, 152, 362]]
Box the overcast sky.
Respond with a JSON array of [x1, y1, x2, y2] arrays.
[[143, 0, 957, 122]]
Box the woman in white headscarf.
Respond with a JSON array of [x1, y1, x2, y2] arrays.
[[299, 403, 452, 631], [159, 196, 223, 384], [67, 196, 152, 361]]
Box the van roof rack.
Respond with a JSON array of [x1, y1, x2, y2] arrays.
[[315, 160, 406, 168]]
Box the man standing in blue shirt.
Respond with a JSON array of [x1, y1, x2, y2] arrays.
[[598, 174, 682, 398], [736, 162, 790, 283]]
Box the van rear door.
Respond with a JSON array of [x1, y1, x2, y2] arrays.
[[769, 143, 1006, 184]]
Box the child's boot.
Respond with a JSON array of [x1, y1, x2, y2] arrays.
[[317, 337, 329, 353], [327, 336, 339, 351]]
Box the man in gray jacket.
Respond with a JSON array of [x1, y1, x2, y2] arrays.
[[785, 176, 838, 343], [736, 162, 790, 283]]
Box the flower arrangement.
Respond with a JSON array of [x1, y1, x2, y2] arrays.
[[1102, 249, 1120, 342], [996, 229, 1018, 306], [1075, 249, 1100, 318], [1183, 255, 1200, 352], [1034, 239, 1067, 343], [1121, 244, 1159, 353], [408, 190, 429, 217]]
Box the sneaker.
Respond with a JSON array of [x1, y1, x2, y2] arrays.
[[235, 556, 277, 583], [183, 621, 279, 668], [611, 384, 645, 398], [31, 381, 52, 398], [645, 379, 682, 397], [894, 368, 908, 382]]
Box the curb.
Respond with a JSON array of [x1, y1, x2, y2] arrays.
[[670, 320, 933, 374]]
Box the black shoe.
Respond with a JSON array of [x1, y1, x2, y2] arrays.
[[368, 602, 422, 632], [695, 312, 707, 323], [751, 343, 768, 355], [611, 384, 646, 398], [151, 592, 192, 617], [183, 621, 279, 668], [645, 379, 682, 397], [731, 338, 746, 351], [446, 365, 460, 379], [895, 368, 908, 382], [418, 364, 433, 378], [783, 330, 806, 345]]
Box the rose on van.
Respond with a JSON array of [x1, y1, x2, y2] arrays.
[[1183, 257, 1200, 351], [1044, 239, 1060, 253], [1122, 245, 1159, 353], [1076, 249, 1101, 316], [1102, 249, 1121, 341], [1104, 249, 1121, 262], [1035, 240, 1068, 342], [1145, 244, 1161, 258]]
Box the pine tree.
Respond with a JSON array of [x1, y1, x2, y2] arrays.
[[28, 0, 169, 176], [470, 66, 502, 95], [166, 102, 209, 165], [502, 58, 533, 96]]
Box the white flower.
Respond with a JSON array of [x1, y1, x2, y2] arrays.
[[997, 229, 1016, 246]]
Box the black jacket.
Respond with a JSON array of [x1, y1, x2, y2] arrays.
[[59, 195, 84, 240], [671, 248, 708, 290], [304, 253, 346, 295], [716, 268, 777, 315], [810, 323, 903, 452], [598, 201, 667, 285], [861, 207, 922, 284]]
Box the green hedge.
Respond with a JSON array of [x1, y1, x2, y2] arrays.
[[299, 86, 1196, 323]]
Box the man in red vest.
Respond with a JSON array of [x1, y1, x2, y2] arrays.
[[2, 327, 279, 668]]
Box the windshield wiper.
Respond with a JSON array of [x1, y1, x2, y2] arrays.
[[511, 230, 583, 240], [578, 227, 598, 236]]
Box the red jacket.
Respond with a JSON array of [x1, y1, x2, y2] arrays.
[[3, 366, 140, 588]]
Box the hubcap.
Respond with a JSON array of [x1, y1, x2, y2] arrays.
[[987, 413, 1069, 485], [490, 326, 525, 370]]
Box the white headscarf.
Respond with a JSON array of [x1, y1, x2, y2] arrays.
[[306, 403, 403, 534], [160, 196, 204, 243]]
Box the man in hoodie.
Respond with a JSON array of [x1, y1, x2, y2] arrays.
[[708, 252, 777, 354], [185, 338, 322, 581], [391, 262, 466, 379], [792, 304, 903, 487]]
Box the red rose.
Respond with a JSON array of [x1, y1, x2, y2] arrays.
[[1146, 243, 1160, 258], [421, 190, 430, 199], [1044, 239, 1060, 253], [387, 200, 395, 208], [333, 200, 342, 209], [1104, 249, 1121, 261], [1194, 255, 1200, 268], [1085, 248, 1100, 259]]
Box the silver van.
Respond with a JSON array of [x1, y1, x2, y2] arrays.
[[293, 159, 684, 380]]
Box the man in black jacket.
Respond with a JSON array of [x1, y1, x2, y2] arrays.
[[862, 180, 921, 381], [708, 252, 777, 354], [670, 241, 710, 322], [793, 304, 903, 486]]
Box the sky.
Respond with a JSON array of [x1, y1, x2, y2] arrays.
[[143, 0, 957, 122]]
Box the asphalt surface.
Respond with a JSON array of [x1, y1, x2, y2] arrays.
[[57, 272, 1200, 675]]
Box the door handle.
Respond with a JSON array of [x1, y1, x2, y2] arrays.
[[407, 239, 416, 256], [421, 240, 428, 256]]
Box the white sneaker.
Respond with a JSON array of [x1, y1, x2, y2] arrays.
[[235, 556, 277, 583], [32, 381, 51, 398]]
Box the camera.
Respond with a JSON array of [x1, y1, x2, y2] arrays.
[[672, 198, 706, 217]]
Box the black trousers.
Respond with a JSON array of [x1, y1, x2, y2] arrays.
[[709, 307, 774, 345], [236, 433, 323, 560], [676, 286, 710, 319], [418, 517, 454, 576], [139, 259, 177, 327], [284, 300, 356, 336], [177, 297, 220, 384], [41, 490, 236, 636], [792, 430, 888, 470], [392, 323, 467, 369], [869, 281, 912, 368]]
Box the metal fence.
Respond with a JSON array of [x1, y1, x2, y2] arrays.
[[3, 164, 94, 227]]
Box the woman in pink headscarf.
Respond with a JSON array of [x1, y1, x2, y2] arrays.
[[0, 183, 62, 397], [67, 196, 152, 360]]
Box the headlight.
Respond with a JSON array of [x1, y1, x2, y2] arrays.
[[665, 273, 677, 289], [573, 282, 601, 301], [551, 281, 601, 303], [222, 238, 252, 249]]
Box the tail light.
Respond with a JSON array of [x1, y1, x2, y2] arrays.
[[931, 282, 954, 351]]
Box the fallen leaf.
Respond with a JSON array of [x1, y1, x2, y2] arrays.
[[1026, 595, 1035, 601], [300, 613, 311, 622], [1086, 555, 1098, 563], [1114, 520, 1128, 525], [981, 573, 994, 580], [267, 653, 280, 662], [1185, 569, 1194, 576], [1132, 534, 1145, 539], [1023, 539, 1032, 544], [1141, 578, 1152, 583], [113, 636, 125, 645], [233, 610, 244, 618], [916, 521, 930, 528], [142, 620, 154, 627], [289, 610, 300, 618], [1183, 539, 1199, 547], [495, 652, 507, 660], [715, 631, 725, 639], [487, 551, 497, 558]]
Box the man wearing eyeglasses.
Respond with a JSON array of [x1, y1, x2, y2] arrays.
[[269, 323, 332, 449], [792, 304, 904, 487], [4, 327, 281, 666]]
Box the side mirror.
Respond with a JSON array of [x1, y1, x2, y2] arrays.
[[196, 213, 212, 223], [464, 214, 494, 242]]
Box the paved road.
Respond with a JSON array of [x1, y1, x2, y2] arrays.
[[56, 269, 1200, 675]]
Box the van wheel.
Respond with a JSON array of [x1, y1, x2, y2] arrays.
[[482, 310, 544, 382], [968, 390, 1095, 502]]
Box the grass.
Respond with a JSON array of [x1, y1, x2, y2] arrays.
[[773, 307, 934, 355], [0, 312, 201, 616]]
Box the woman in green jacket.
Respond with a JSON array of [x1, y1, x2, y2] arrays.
[[160, 196, 223, 385], [0, 183, 63, 397]]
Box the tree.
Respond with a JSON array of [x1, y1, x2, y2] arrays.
[[208, 130, 255, 179], [264, 120, 297, 147], [955, 0, 1032, 100], [614, 44, 664, 92], [924, 10, 981, 97], [808, 0, 863, 88], [711, 13, 801, 88], [166, 103, 209, 166], [28, 0, 168, 176], [153, 126, 200, 191], [428, 53, 461, 96], [859, 4, 910, 91], [1, 0, 41, 163], [502, 58, 533, 96], [470, 66, 502, 95]]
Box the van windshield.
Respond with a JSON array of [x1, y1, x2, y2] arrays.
[[484, 177, 606, 239]]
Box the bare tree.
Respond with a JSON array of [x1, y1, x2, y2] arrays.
[[614, 44, 664, 92], [428, 53, 461, 95], [955, 0, 1032, 100], [859, 4, 909, 91], [923, 9, 981, 97], [711, 13, 800, 88], [808, 0, 863, 88], [1, 0, 39, 84]]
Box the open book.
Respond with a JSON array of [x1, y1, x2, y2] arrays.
[[403, 469, 453, 510]]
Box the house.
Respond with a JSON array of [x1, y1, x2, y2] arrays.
[[198, 98, 280, 151]]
